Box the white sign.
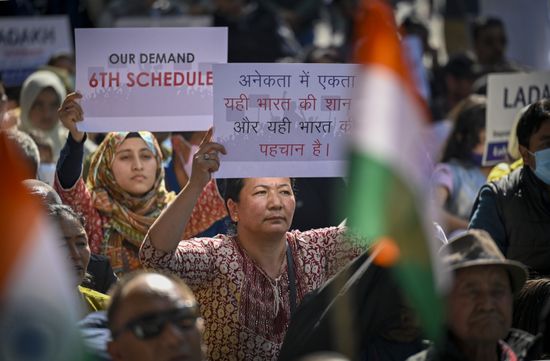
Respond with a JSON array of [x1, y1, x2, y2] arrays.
[[75, 27, 227, 132], [0, 16, 72, 87], [213, 63, 359, 178], [485, 71, 550, 164], [114, 15, 213, 28]]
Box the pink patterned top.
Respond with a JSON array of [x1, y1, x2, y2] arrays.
[[139, 226, 362, 361], [55, 177, 227, 274]]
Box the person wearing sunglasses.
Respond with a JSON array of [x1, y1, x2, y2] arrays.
[[107, 271, 206, 361]]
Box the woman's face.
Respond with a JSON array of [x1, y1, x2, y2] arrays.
[[28, 87, 60, 131], [111, 137, 158, 196], [228, 178, 296, 238], [59, 216, 90, 286]]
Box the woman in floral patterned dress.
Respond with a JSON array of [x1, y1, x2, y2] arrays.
[[55, 93, 227, 275], [140, 129, 362, 360]]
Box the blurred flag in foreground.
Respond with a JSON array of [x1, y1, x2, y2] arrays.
[[347, 0, 445, 341], [0, 133, 88, 361]]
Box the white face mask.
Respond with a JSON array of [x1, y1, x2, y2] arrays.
[[175, 137, 200, 177], [38, 163, 56, 186]]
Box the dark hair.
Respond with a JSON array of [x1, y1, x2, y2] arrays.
[[221, 178, 250, 236], [107, 271, 196, 333], [2, 129, 40, 176], [471, 17, 506, 42], [222, 178, 247, 204], [125, 132, 141, 139], [401, 16, 428, 39], [516, 99, 550, 148], [46, 203, 86, 228], [441, 99, 486, 164], [444, 53, 479, 80], [513, 278, 550, 356]]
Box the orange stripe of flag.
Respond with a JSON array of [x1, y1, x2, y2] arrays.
[[0, 133, 41, 294], [353, 0, 430, 121]]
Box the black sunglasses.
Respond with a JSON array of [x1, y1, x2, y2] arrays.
[[112, 304, 200, 340]]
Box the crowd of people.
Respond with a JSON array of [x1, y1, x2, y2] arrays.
[[2, 0, 550, 360]]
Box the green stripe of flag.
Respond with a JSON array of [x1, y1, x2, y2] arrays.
[[347, 152, 443, 340]]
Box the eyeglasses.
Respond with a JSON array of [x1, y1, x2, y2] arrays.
[[112, 304, 200, 340]]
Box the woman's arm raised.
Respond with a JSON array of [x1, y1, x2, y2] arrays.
[[56, 92, 86, 189], [59, 92, 85, 142], [55, 92, 105, 253], [147, 128, 226, 252]]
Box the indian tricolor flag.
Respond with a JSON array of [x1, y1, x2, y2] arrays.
[[0, 133, 88, 360], [347, 0, 445, 340]]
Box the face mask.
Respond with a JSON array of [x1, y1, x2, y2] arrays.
[[175, 137, 199, 177], [529, 148, 550, 185], [470, 152, 484, 167], [38, 163, 56, 186]]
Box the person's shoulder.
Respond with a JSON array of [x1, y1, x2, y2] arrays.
[[490, 166, 524, 192], [183, 234, 233, 250], [488, 162, 513, 182], [79, 286, 109, 299], [79, 286, 110, 311], [290, 226, 343, 240], [433, 162, 453, 174], [89, 253, 111, 265], [288, 226, 347, 252]]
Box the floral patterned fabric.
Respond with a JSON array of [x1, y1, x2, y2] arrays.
[[56, 176, 226, 275], [139, 226, 362, 360]]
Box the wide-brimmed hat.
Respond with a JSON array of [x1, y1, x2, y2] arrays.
[[440, 229, 528, 294]]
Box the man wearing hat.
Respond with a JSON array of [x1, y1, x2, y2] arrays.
[[408, 229, 531, 361]]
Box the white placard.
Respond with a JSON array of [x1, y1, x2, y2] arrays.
[[114, 15, 213, 28], [213, 63, 359, 178], [75, 27, 227, 132], [0, 16, 72, 87], [485, 71, 550, 164]]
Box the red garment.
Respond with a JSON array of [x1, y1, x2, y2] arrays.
[[56, 177, 226, 274], [140, 226, 362, 360], [499, 340, 518, 361]]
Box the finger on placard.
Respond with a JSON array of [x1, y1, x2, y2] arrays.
[[66, 92, 83, 101], [202, 143, 226, 155], [217, 143, 227, 155], [199, 127, 214, 147]]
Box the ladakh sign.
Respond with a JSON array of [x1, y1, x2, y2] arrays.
[[0, 16, 72, 87], [485, 71, 550, 165]]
